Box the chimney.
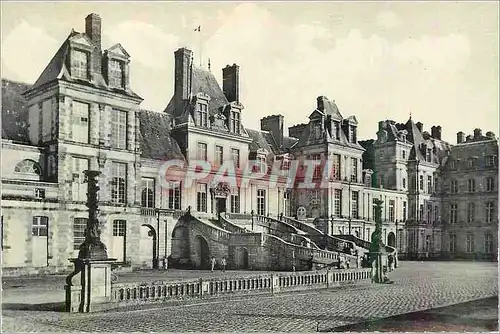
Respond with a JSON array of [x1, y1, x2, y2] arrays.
[[457, 131, 465, 144], [466, 134, 473, 142], [473, 128, 482, 139], [174, 48, 193, 103], [317, 96, 328, 111], [261, 115, 284, 149], [416, 122, 423, 133], [431, 126, 442, 140], [222, 64, 239, 102], [85, 13, 102, 78], [289, 123, 307, 139], [85, 13, 102, 49]]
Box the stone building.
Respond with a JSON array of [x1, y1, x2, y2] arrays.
[[1, 13, 497, 274]]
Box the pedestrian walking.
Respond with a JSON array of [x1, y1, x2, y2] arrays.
[[221, 257, 227, 272], [210, 256, 216, 272]]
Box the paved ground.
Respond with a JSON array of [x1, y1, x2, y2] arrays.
[[2, 261, 498, 332]]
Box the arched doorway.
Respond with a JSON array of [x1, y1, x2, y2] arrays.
[[171, 226, 190, 267], [387, 232, 396, 247], [236, 247, 249, 269], [194, 235, 210, 269], [242, 248, 249, 269], [139, 224, 156, 269]]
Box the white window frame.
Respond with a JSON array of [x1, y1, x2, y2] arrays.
[[257, 189, 266, 216], [109, 59, 124, 88], [141, 178, 155, 208], [110, 162, 127, 204], [72, 49, 89, 80], [111, 110, 127, 149]]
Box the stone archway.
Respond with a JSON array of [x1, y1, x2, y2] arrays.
[[194, 235, 210, 269], [139, 224, 156, 269], [171, 226, 190, 267], [387, 232, 396, 247]]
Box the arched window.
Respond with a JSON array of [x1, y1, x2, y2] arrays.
[[14, 159, 42, 175]]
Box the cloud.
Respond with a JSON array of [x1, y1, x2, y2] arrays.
[[104, 21, 180, 70], [376, 11, 400, 29], [1, 21, 59, 83]]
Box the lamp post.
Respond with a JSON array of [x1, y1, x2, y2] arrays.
[[251, 210, 255, 231], [347, 177, 352, 236]]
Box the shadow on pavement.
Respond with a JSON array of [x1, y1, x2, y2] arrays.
[[2, 302, 66, 312], [321, 297, 499, 332]]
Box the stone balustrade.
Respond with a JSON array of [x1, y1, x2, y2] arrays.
[[109, 268, 371, 308]]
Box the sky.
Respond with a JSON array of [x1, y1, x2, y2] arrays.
[[1, 1, 498, 143]]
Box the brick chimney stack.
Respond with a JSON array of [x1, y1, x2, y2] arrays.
[[431, 126, 442, 140], [473, 128, 482, 139], [457, 131, 465, 144], [85, 13, 103, 78], [223, 64, 239, 103], [416, 122, 423, 133], [261, 115, 284, 149], [174, 47, 193, 103]]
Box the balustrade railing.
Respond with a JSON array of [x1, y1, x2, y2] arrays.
[[110, 268, 371, 306]]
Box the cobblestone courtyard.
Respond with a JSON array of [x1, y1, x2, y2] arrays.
[[2, 261, 498, 332]]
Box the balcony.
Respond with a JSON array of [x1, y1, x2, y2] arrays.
[[140, 207, 156, 216]]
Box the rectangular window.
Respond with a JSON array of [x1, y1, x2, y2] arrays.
[[196, 183, 207, 213], [310, 154, 321, 179], [257, 156, 267, 174], [450, 203, 458, 224], [72, 50, 89, 79], [466, 233, 474, 253], [434, 205, 439, 222], [449, 233, 457, 253], [486, 202, 494, 223], [332, 154, 341, 180], [282, 159, 291, 177], [468, 179, 476, 192], [113, 220, 126, 237], [215, 145, 224, 165], [467, 159, 474, 167], [486, 177, 495, 192], [434, 178, 439, 193], [402, 178, 406, 189], [71, 101, 90, 143], [257, 189, 266, 216], [402, 150, 406, 159], [419, 175, 424, 191], [419, 204, 424, 221], [373, 199, 378, 221], [72, 157, 89, 202], [197, 142, 207, 161], [168, 181, 181, 210], [485, 234, 494, 254], [486, 155, 495, 167], [231, 111, 240, 133], [109, 59, 124, 88], [73, 218, 87, 250], [351, 191, 359, 219], [427, 205, 432, 224], [427, 176, 432, 194], [111, 110, 127, 149], [426, 149, 431, 162], [230, 188, 240, 214], [351, 158, 358, 183], [110, 162, 127, 204], [451, 180, 458, 194], [389, 200, 395, 222], [141, 178, 155, 208], [334, 189, 342, 216], [197, 103, 208, 127], [402, 201, 407, 221], [231, 148, 240, 168], [32, 216, 48, 237], [467, 203, 475, 223]]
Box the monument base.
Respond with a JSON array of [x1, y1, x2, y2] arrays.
[[65, 258, 117, 313], [78, 238, 108, 260], [369, 252, 388, 284]]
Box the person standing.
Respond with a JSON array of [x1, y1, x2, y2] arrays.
[[221, 257, 227, 272], [210, 256, 216, 272]]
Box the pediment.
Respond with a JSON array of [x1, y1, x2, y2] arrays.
[[106, 43, 130, 59], [308, 109, 324, 120], [257, 148, 269, 155], [69, 33, 93, 47]]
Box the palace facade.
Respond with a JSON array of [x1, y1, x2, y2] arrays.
[[1, 14, 497, 274]]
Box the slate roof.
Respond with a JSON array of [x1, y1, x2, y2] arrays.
[[282, 136, 299, 150], [443, 138, 498, 170], [165, 66, 229, 119], [1, 79, 31, 143], [137, 110, 185, 161], [246, 129, 274, 154], [27, 30, 141, 100]]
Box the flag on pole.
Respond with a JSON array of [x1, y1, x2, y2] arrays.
[[194, 25, 201, 32]]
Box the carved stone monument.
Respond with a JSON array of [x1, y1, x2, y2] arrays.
[[65, 170, 117, 312]]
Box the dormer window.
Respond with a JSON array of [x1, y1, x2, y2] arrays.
[[312, 121, 321, 140], [333, 121, 340, 140], [72, 49, 89, 80], [109, 59, 124, 88], [426, 149, 432, 162], [450, 160, 456, 169], [349, 126, 357, 143], [467, 158, 474, 168], [230, 110, 241, 134], [196, 103, 208, 127], [257, 155, 267, 174]]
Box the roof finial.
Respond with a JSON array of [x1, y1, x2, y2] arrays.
[[208, 57, 211, 72], [409, 111, 412, 120]]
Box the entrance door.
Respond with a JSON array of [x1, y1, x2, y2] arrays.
[[216, 197, 227, 215], [32, 216, 48, 267], [139, 225, 156, 268], [195, 236, 210, 269], [111, 220, 126, 262]]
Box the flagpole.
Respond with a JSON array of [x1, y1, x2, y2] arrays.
[[199, 26, 202, 67]]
